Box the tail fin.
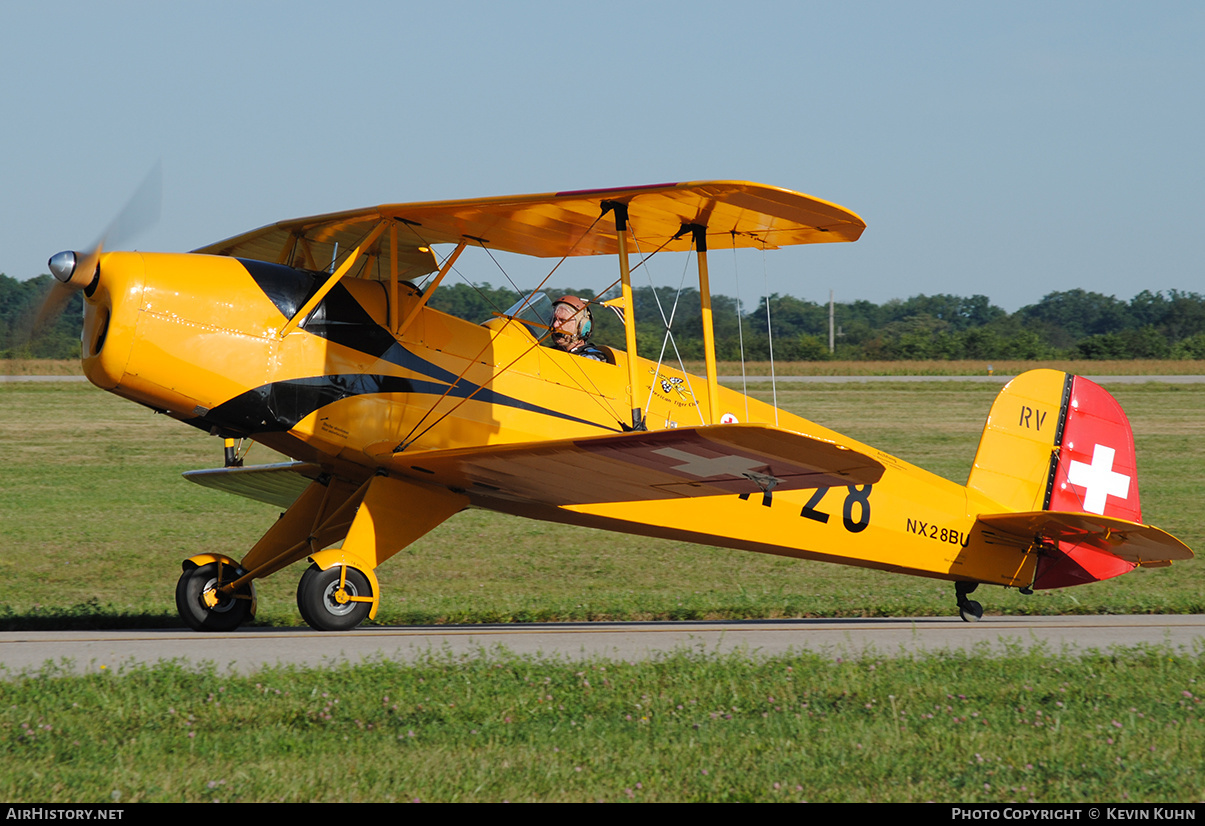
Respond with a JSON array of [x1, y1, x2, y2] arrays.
[[967, 369, 1075, 514], [968, 369, 1141, 520], [968, 370, 1188, 589]]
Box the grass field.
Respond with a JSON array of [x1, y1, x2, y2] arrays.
[[6, 357, 1205, 376], [3, 648, 1205, 802], [2, 378, 1203, 802], [1, 379, 1202, 627]]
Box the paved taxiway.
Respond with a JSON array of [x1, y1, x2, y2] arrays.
[[3, 616, 1204, 675]]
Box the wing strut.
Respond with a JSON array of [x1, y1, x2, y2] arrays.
[[604, 200, 646, 431], [388, 223, 400, 332], [280, 219, 390, 337], [685, 223, 721, 424], [396, 240, 466, 336]]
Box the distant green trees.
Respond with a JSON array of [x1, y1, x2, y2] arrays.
[[426, 284, 1205, 362], [5, 270, 1205, 362], [0, 275, 85, 358]]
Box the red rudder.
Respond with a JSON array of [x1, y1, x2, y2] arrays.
[[1036, 376, 1141, 588]]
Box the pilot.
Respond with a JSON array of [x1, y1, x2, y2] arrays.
[[550, 295, 610, 362]]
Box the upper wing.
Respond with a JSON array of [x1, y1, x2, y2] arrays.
[[367, 423, 883, 507], [193, 181, 866, 281], [977, 511, 1193, 567]]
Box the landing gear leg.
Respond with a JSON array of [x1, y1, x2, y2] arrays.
[[955, 581, 983, 623], [291, 474, 468, 631]]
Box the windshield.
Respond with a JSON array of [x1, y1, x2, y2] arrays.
[[496, 291, 554, 331]]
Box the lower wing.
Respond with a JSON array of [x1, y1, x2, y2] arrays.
[[368, 423, 884, 507]]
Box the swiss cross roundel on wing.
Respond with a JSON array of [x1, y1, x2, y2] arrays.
[[1048, 376, 1142, 523]]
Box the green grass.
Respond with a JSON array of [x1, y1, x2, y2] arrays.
[[3, 380, 1204, 803], [9, 357, 1205, 377], [3, 647, 1204, 802], [1, 380, 1202, 628]]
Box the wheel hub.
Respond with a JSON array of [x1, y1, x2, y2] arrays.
[[322, 580, 358, 616], [200, 577, 237, 613], [201, 587, 222, 609]]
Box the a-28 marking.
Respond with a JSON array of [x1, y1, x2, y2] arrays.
[[741, 484, 874, 533]]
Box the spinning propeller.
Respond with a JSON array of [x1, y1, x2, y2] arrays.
[[36, 163, 163, 334]]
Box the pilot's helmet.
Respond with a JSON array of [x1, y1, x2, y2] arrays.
[[552, 295, 593, 340]]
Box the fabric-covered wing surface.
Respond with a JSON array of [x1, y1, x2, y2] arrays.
[[369, 423, 884, 507], [183, 462, 322, 508], [193, 181, 866, 282]]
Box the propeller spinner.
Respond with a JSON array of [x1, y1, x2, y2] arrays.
[[34, 163, 162, 335], [48, 249, 101, 290]]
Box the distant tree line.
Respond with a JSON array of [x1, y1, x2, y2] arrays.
[[5, 271, 1205, 361], [0, 275, 85, 358], [427, 282, 1205, 362]]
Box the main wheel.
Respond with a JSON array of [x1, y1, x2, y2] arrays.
[[297, 564, 372, 631], [176, 561, 253, 632]]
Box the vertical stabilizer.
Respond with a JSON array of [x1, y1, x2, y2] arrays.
[[967, 369, 1071, 512], [969, 370, 1145, 588]]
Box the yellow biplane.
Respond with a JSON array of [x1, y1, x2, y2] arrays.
[[45, 181, 1192, 630]]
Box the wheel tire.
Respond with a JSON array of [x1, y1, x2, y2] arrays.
[[958, 600, 984, 623], [297, 563, 372, 631], [176, 562, 252, 632]]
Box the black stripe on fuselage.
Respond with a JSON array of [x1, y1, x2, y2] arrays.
[[238, 258, 325, 320], [197, 261, 620, 435], [199, 374, 420, 433], [199, 370, 612, 435]]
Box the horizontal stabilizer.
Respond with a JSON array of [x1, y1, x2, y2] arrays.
[[370, 424, 884, 507], [977, 511, 1193, 567], [183, 461, 322, 508]]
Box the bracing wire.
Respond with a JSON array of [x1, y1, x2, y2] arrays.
[[385, 220, 511, 321], [479, 244, 529, 308], [402, 324, 626, 450], [628, 223, 707, 427], [426, 247, 509, 318], [729, 233, 751, 424], [761, 244, 779, 426], [394, 213, 624, 449]]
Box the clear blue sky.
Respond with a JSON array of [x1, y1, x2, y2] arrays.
[[2, 0, 1201, 312]]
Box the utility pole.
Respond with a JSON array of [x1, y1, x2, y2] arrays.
[[829, 289, 835, 354]]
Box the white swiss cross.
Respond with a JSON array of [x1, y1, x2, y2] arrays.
[[653, 447, 764, 478], [1066, 443, 1131, 515]]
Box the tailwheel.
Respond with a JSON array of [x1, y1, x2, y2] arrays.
[[176, 561, 254, 632], [297, 563, 373, 631], [955, 581, 984, 623], [959, 600, 984, 623]]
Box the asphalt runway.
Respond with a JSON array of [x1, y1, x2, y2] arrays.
[[4, 615, 1204, 676]]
